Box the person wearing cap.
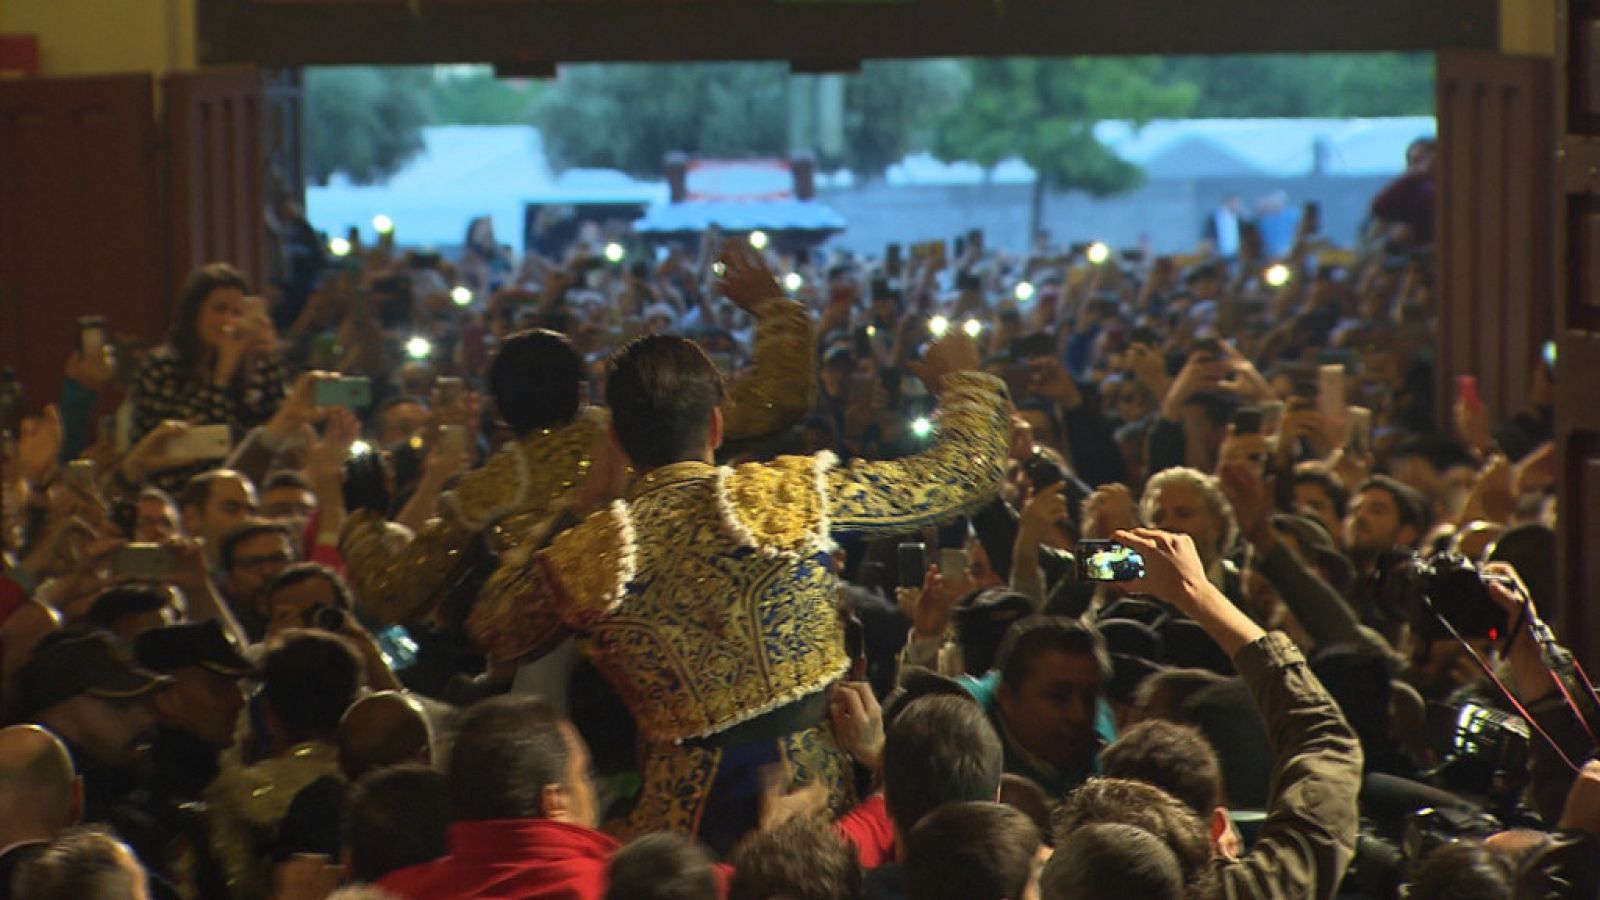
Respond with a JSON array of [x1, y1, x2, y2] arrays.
[[135, 621, 250, 900], [135, 621, 252, 805], [11, 631, 175, 895]]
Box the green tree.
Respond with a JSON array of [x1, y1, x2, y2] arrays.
[[534, 60, 970, 179], [303, 67, 430, 186], [842, 60, 968, 179], [427, 67, 544, 124], [1155, 53, 1434, 118], [534, 63, 790, 177], [935, 58, 1196, 236]]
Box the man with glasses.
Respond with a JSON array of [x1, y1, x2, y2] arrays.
[[217, 520, 298, 642]]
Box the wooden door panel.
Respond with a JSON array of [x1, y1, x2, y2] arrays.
[[1555, 1, 1600, 669], [0, 76, 163, 417], [165, 68, 266, 292]]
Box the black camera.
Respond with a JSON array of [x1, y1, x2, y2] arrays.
[[302, 604, 348, 633], [1373, 552, 1510, 643]]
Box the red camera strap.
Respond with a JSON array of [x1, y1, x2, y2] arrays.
[[1435, 611, 1586, 775]]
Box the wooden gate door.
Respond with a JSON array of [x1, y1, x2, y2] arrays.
[[1553, 0, 1600, 669], [0, 75, 165, 416]]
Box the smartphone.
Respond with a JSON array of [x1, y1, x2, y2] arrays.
[[1541, 340, 1557, 371], [1076, 540, 1146, 582], [897, 542, 928, 589], [64, 459, 96, 493], [1260, 401, 1286, 434], [1231, 407, 1264, 435], [1456, 375, 1483, 412], [110, 543, 177, 581], [708, 352, 735, 373], [1024, 454, 1065, 492], [938, 548, 969, 581], [1129, 326, 1162, 348], [313, 377, 372, 408], [1193, 338, 1224, 362], [439, 424, 468, 455], [1217, 298, 1244, 337], [885, 243, 903, 280], [1010, 333, 1056, 362], [1318, 364, 1346, 423], [167, 424, 231, 461], [433, 376, 464, 409], [1345, 406, 1373, 455], [78, 315, 107, 358]]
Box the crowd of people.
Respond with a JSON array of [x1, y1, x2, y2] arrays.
[[2, 149, 1596, 900]]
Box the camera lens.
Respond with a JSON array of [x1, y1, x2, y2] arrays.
[[311, 605, 347, 632]]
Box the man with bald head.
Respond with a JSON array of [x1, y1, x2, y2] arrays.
[[276, 691, 434, 861], [0, 724, 82, 899]]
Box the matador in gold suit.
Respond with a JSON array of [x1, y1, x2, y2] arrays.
[[339, 296, 814, 627], [468, 317, 1010, 853]]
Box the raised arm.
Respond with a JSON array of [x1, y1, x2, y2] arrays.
[[340, 409, 606, 626], [825, 333, 1009, 537], [716, 242, 816, 442], [1116, 528, 1363, 900]]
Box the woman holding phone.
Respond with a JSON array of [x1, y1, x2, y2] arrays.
[[128, 263, 288, 488]]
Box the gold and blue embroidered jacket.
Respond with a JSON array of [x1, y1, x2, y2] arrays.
[[467, 371, 1010, 836], [339, 297, 814, 626]]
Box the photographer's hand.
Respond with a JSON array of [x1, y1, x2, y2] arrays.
[[1114, 528, 1266, 658], [1483, 562, 1553, 702], [1558, 761, 1600, 837]]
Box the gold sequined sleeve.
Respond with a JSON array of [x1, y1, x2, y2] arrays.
[[340, 509, 472, 626], [468, 502, 633, 666], [825, 371, 1009, 536], [723, 297, 815, 441], [339, 410, 606, 626]]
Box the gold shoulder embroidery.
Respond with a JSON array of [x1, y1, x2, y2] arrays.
[[718, 451, 836, 554], [543, 500, 637, 624]]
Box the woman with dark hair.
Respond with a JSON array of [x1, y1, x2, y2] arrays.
[[128, 263, 288, 483]]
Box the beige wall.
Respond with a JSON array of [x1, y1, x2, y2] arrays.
[[1501, 0, 1556, 56], [1, 0, 196, 77]]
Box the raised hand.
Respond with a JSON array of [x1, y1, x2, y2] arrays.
[[119, 420, 192, 485], [908, 331, 981, 396], [716, 240, 784, 315], [17, 405, 63, 482], [1024, 357, 1082, 408], [1019, 480, 1068, 537], [828, 682, 885, 775]]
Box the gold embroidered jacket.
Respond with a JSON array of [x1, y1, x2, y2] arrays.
[[341, 297, 814, 626], [468, 371, 1011, 744], [204, 741, 340, 900]]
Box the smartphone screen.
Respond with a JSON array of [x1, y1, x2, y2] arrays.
[[169, 424, 232, 461], [1317, 364, 1346, 423], [1457, 375, 1483, 411], [1231, 407, 1264, 435], [1260, 402, 1286, 434], [1345, 406, 1372, 455], [1077, 540, 1146, 582], [897, 542, 928, 589], [938, 548, 969, 581], [64, 459, 96, 493], [313, 377, 372, 408], [439, 424, 468, 455], [110, 543, 177, 581], [79, 315, 107, 358]]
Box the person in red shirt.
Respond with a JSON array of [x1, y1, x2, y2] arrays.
[[378, 695, 613, 900]]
